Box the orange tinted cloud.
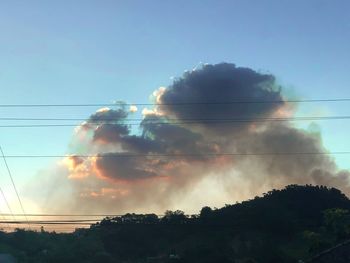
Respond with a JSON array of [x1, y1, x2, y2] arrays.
[[62, 155, 91, 179]]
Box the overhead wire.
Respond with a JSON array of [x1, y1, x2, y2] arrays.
[[0, 213, 127, 217], [0, 185, 15, 220], [0, 115, 350, 122], [0, 98, 350, 107], [0, 206, 11, 229], [0, 115, 349, 128], [0, 152, 350, 158], [0, 147, 30, 229], [0, 219, 99, 223], [3, 223, 106, 226]]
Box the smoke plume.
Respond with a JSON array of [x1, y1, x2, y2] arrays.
[[29, 63, 350, 214]]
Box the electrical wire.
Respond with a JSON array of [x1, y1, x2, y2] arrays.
[[0, 187, 15, 220], [0, 98, 350, 107], [0, 115, 350, 122], [0, 152, 349, 158], [0, 115, 348, 128], [0, 147, 29, 228]]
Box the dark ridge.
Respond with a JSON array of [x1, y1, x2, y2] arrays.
[[1, 184, 350, 263]]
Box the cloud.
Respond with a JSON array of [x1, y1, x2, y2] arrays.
[[157, 63, 285, 135], [28, 63, 350, 214], [64, 155, 85, 169], [129, 105, 138, 113], [82, 63, 291, 183], [94, 153, 159, 180]]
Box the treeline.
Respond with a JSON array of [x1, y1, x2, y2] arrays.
[[95, 184, 350, 230], [1, 185, 350, 263], [96, 210, 191, 226]]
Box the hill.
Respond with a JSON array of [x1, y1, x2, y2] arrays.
[[2, 185, 350, 263]]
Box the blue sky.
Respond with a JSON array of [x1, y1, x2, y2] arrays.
[[0, 0, 349, 211]]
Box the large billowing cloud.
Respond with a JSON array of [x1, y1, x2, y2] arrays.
[[29, 63, 350, 214], [158, 63, 284, 134]]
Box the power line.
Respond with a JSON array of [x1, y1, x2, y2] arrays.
[[0, 208, 10, 229], [0, 184, 15, 222], [0, 147, 29, 228], [0, 98, 350, 107], [0, 213, 141, 217], [0, 115, 349, 128], [0, 220, 99, 223], [1, 152, 350, 158], [0, 225, 88, 231], [0, 221, 92, 225], [0, 115, 350, 122]]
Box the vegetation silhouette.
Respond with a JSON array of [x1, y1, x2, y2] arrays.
[[1, 185, 350, 262]]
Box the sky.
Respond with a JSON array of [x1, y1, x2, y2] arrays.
[[0, 0, 350, 217]]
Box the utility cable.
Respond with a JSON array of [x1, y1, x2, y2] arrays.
[[0, 98, 350, 107], [0, 147, 29, 229], [0, 152, 350, 158]]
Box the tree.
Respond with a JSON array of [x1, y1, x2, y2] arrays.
[[163, 210, 187, 224], [199, 206, 213, 223], [323, 208, 350, 238]]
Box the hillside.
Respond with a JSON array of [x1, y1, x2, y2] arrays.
[[2, 185, 350, 263]]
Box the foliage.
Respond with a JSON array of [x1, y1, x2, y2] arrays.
[[0, 185, 349, 262]]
